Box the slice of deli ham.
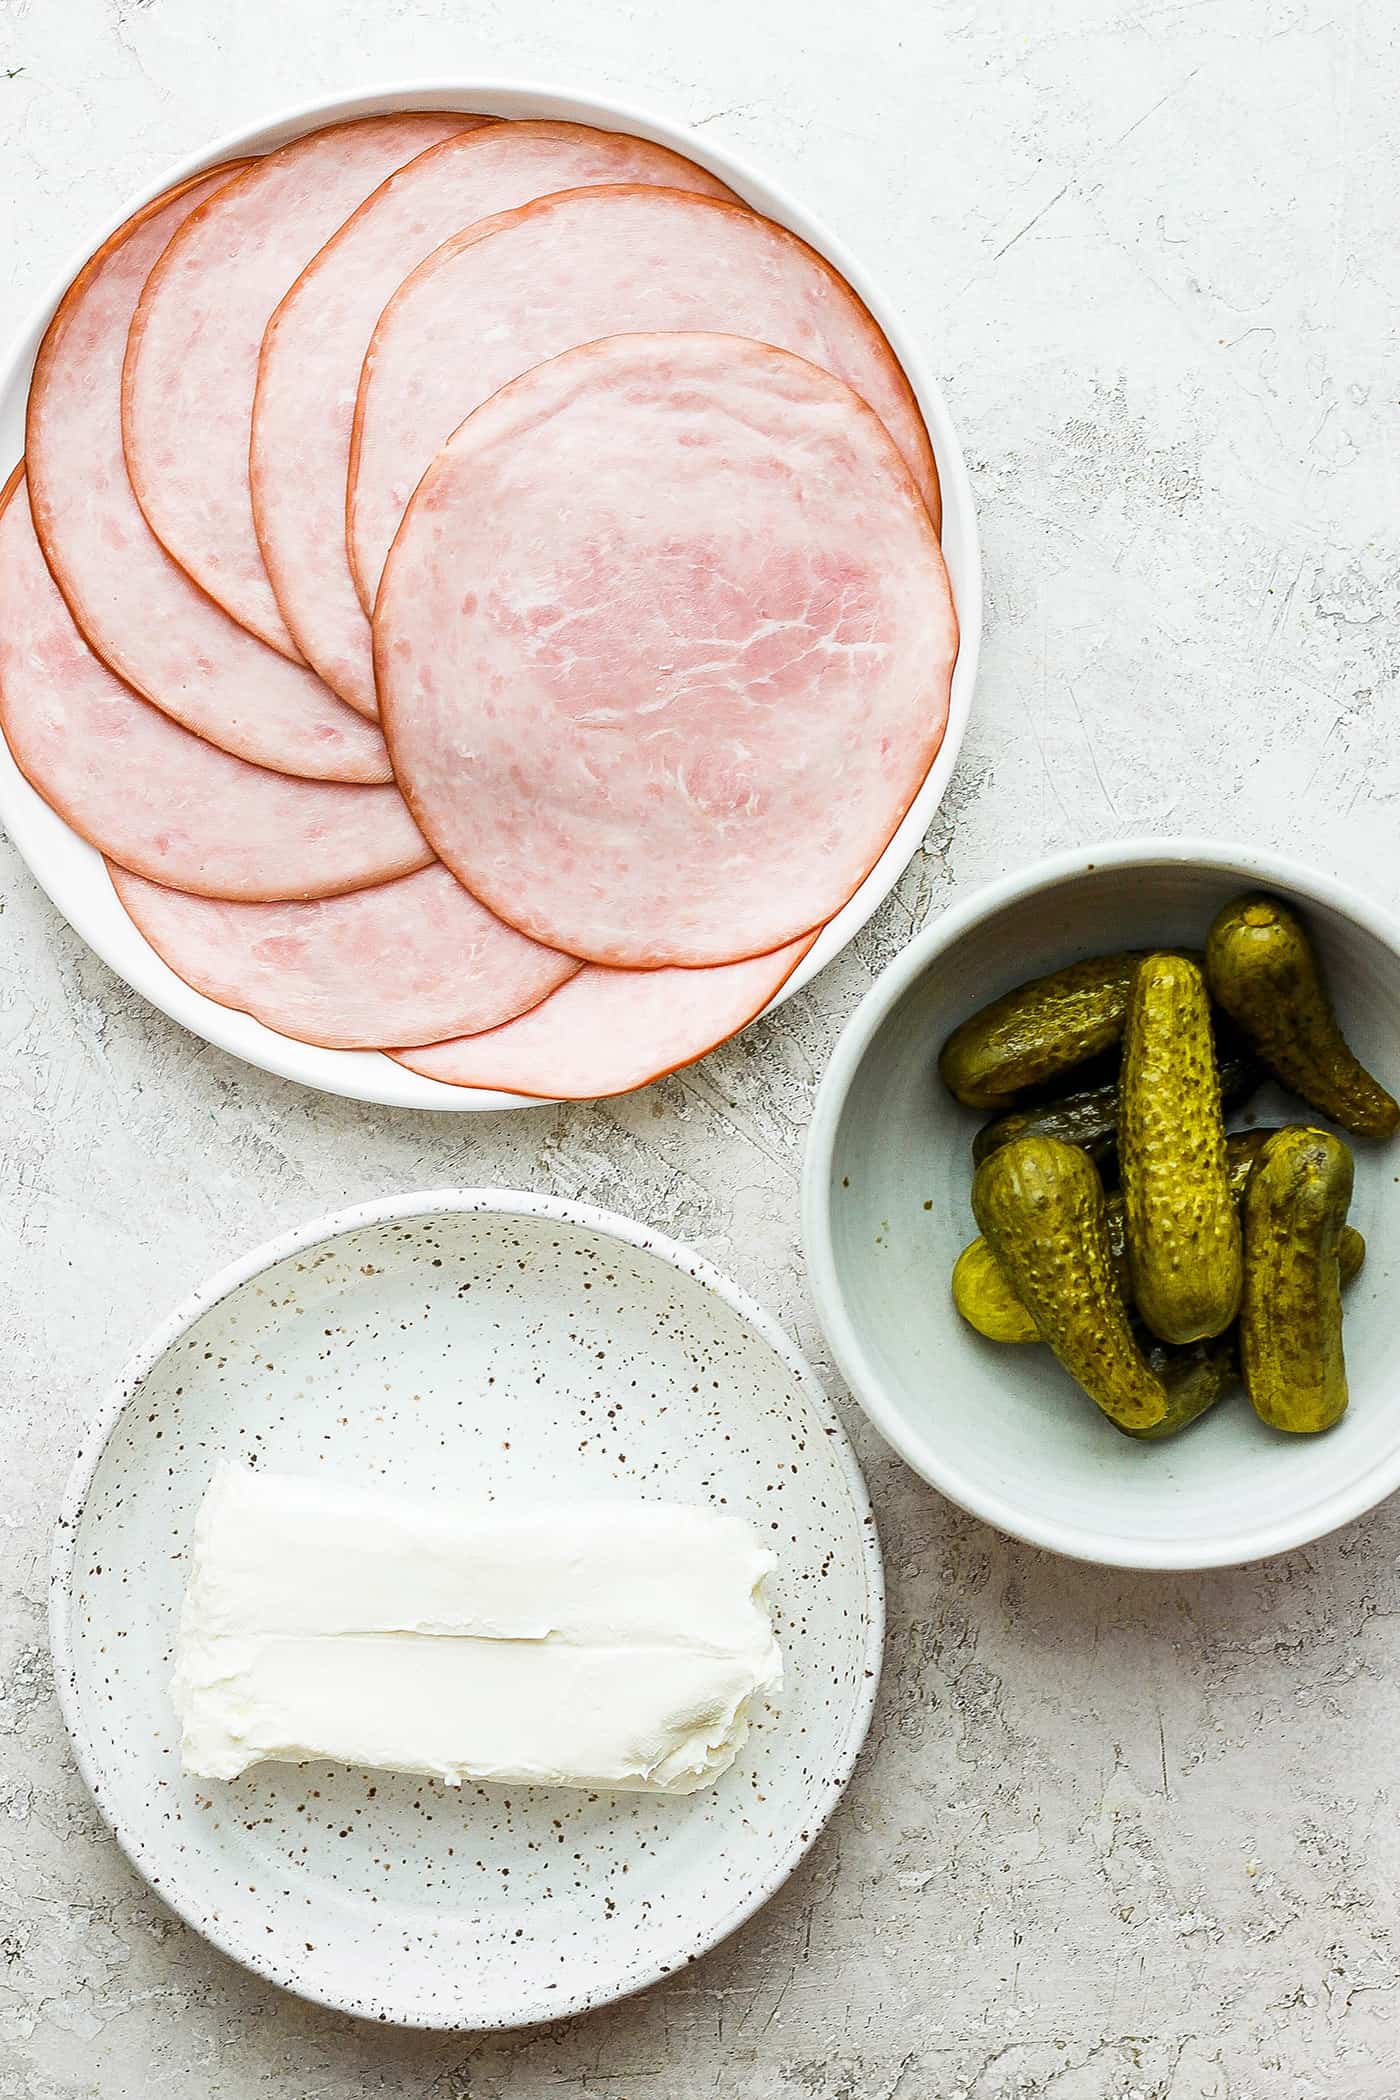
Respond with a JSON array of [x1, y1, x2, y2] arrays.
[[350, 182, 940, 608], [395, 936, 817, 1100], [26, 166, 393, 784], [375, 333, 958, 969], [122, 113, 475, 660], [109, 863, 580, 1051], [0, 471, 429, 902], [253, 122, 736, 716]]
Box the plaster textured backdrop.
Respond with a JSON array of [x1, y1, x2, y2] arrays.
[[2, 2, 1398, 2095]]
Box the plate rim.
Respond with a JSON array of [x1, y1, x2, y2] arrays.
[[48, 1185, 887, 2028], [0, 73, 982, 1111]]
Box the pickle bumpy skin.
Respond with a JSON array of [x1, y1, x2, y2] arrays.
[[1118, 953, 1242, 1344], [971, 1136, 1167, 1432], [954, 1127, 1363, 1346], [940, 952, 1157, 1111], [1240, 1126, 1353, 1434], [1206, 895, 1399, 1140], [971, 1046, 1259, 1174]]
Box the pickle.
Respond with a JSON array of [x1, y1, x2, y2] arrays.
[[1222, 1126, 1278, 1182], [971, 1137, 1167, 1430], [971, 1069, 1123, 1170], [1119, 1335, 1239, 1441], [951, 1238, 1039, 1343], [940, 952, 1174, 1111], [1206, 895, 1398, 1139], [1240, 1126, 1353, 1433], [1225, 1128, 1365, 1281], [952, 1128, 1363, 1344], [972, 1046, 1259, 1172], [1119, 954, 1242, 1344], [1340, 1221, 1367, 1286], [954, 1201, 1129, 1343]]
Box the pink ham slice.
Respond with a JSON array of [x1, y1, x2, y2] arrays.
[[26, 166, 393, 784], [395, 936, 817, 1100], [350, 183, 941, 610], [109, 862, 580, 1051], [375, 333, 958, 970], [0, 470, 429, 902], [122, 113, 476, 661], [252, 121, 736, 717]]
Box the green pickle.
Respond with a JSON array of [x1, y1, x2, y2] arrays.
[[942, 898, 1385, 1450], [1118, 953, 1242, 1344], [1225, 1129, 1365, 1282], [954, 1195, 1130, 1344], [950, 1238, 1039, 1344], [940, 952, 1167, 1111], [1240, 1127, 1354, 1434], [971, 1137, 1167, 1432], [1206, 895, 1399, 1139], [1119, 1336, 1238, 1441], [952, 1126, 1364, 1346], [972, 1047, 1258, 1174], [971, 1069, 1123, 1171]]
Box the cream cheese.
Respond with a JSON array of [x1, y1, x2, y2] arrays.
[[171, 1466, 782, 1794]]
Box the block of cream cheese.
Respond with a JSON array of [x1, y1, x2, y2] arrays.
[[171, 1466, 782, 1795]]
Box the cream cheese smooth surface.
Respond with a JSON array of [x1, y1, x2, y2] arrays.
[[172, 1466, 782, 1793]]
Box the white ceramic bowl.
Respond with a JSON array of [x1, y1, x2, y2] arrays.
[[49, 1189, 884, 2027], [802, 838, 1400, 1570], [0, 79, 981, 1110]]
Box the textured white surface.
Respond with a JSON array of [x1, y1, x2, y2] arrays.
[[3, 1, 1399, 2094]]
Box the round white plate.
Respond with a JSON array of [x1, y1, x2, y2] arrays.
[[49, 1191, 884, 2028], [0, 78, 981, 1110]]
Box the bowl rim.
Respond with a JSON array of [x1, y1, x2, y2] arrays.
[[801, 834, 1400, 1572], [48, 1184, 886, 2028], [0, 74, 982, 1112]]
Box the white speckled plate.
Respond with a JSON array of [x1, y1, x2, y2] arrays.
[[49, 1190, 883, 2029]]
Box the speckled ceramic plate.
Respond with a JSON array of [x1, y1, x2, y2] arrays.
[[49, 1190, 884, 2028]]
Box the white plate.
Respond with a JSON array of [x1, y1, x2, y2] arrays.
[[49, 1190, 884, 2027], [0, 78, 981, 1110]]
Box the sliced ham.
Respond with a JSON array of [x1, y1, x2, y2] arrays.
[[375, 333, 957, 970], [122, 113, 475, 660], [26, 166, 393, 784], [109, 862, 580, 1051], [395, 937, 817, 1099], [252, 122, 736, 717], [350, 183, 940, 610], [0, 470, 429, 902]]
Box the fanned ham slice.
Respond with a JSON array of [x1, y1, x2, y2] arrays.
[[109, 863, 580, 1051], [122, 113, 475, 659], [26, 165, 393, 784], [375, 333, 957, 969], [0, 471, 429, 902], [395, 937, 817, 1100], [253, 121, 736, 715], [350, 182, 940, 610]]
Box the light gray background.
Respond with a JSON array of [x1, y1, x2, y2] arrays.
[[3, 2, 1397, 2094]]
